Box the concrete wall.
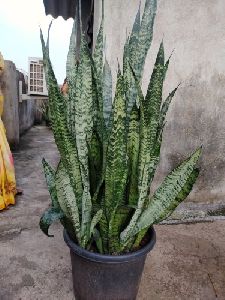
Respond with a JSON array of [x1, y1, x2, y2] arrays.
[[1, 60, 45, 146], [94, 0, 225, 205], [19, 98, 44, 135], [19, 99, 35, 135], [1, 61, 20, 149]]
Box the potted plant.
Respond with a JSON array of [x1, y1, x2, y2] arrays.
[[40, 0, 201, 299]]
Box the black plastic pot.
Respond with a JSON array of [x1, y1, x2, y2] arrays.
[[64, 227, 156, 300]]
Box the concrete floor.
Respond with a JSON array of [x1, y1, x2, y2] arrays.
[[0, 126, 225, 300]]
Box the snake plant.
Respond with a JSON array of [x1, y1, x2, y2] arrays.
[[40, 0, 201, 254]]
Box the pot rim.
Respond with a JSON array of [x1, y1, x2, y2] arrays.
[[63, 227, 156, 263]]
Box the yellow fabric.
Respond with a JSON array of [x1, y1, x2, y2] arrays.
[[0, 94, 3, 116], [0, 118, 17, 210], [0, 52, 4, 74], [0, 52, 16, 210]]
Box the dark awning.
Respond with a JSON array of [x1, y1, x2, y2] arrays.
[[43, 0, 77, 20], [42, 0, 94, 49]]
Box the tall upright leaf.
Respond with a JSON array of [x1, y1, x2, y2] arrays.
[[105, 71, 128, 252], [133, 0, 157, 79], [74, 34, 93, 178], [66, 15, 79, 135], [40, 29, 83, 208], [73, 34, 93, 245], [93, 20, 103, 80], [103, 59, 112, 127], [127, 104, 140, 206], [158, 84, 180, 132], [139, 42, 165, 185], [129, 4, 141, 67]]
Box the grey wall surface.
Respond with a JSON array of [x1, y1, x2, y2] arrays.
[[1, 60, 44, 146], [1, 61, 20, 149], [19, 99, 35, 135], [94, 0, 225, 205]]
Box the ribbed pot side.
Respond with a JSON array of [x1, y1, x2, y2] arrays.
[[64, 227, 156, 300]]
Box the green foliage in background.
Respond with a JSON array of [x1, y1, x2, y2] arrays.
[[40, 0, 201, 254]]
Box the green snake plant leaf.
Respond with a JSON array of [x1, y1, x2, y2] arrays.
[[121, 148, 201, 246], [133, 167, 200, 249], [135, 148, 201, 235], [66, 14, 79, 135], [39, 0, 202, 254], [93, 0, 104, 77], [105, 70, 128, 253], [109, 206, 133, 254], [73, 34, 93, 244], [90, 209, 103, 239], [66, 14, 79, 78], [123, 41, 139, 115], [132, 168, 200, 249], [93, 17, 104, 117], [88, 130, 103, 197], [93, 228, 103, 254], [158, 84, 180, 132], [40, 208, 64, 237], [133, 0, 157, 79], [93, 20, 103, 79], [91, 66, 105, 144], [120, 162, 151, 248], [40, 29, 83, 209], [80, 185, 92, 247], [42, 158, 59, 209], [103, 59, 112, 127], [55, 162, 81, 244], [129, 4, 141, 66], [127, 104, 140, 206], [155, 168, 200, 224], [74, 34, 93, 185], [40, 158, 64, 237], [99, 205, 109, 253], [139, 41, 164, 185], [163, 50, 174, 81]]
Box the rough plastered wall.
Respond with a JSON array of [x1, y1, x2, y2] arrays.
[[0, 60, 44, 147], [1, 61, 20, 149], [94, 0, 225, 205]]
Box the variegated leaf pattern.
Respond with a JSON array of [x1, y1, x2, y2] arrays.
[[93, 20, 104, 116], [66, 17, 79, 135], [40, 29, 83, 209], [139, 42, 164, 185], [42, 158, 59, 209], [55, 162, 81, 244], [74, 34, 93, 185], [134, 148, 201, 235], [40, 0, 201, 254], [103, 59, 112, 127], [90, 209, 103, 240], [127, 104, 140, 206], [40, 208, 64, 237], [158, 84, 180, 132], [105, 71, 128, 253], [40, 159, 64, 237], [129, 4, 141, 67], [133, 0, 157, 80]]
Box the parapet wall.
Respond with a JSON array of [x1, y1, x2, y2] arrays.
[[1, 60, 44, 148]]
